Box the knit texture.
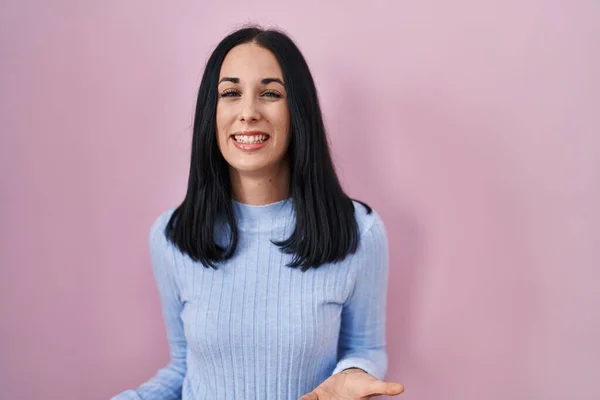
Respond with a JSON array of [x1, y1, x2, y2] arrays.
[[112, 198, 389, 400]]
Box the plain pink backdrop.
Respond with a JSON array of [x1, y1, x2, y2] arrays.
[[1, 1, 599, 399]]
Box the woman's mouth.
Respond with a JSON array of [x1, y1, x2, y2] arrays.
[[230, 132, 270, 151], [232, 133, 269, 144]]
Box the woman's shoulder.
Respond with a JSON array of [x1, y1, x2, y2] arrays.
[[148, 207, 177, 249], [351, 200, 386, 239]]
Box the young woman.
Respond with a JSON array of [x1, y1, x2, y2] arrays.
[[112, 26, 404, 400]]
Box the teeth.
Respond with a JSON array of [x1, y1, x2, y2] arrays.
[[234, 134, 268, 144]]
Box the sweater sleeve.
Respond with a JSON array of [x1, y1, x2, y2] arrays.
[[111, 211, 187, 400], [332, 213, 390, 380]]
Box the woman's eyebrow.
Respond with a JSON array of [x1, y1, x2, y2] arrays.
[[218, 77, 239, 84], [217, 77, 284, 86], [261, 77, 284, 86]]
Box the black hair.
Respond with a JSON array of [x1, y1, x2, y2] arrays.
[[165, 25, 371, 271]]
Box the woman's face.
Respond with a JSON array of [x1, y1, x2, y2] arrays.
[[216, 42, 291, 175]]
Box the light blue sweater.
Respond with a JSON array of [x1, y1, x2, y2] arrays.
[[112, 198, 390, 400]]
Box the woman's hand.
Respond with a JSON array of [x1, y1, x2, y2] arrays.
[[299, 368, 404, 399]]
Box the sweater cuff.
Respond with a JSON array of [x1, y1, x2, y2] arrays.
[[332, 357, 382, 380]]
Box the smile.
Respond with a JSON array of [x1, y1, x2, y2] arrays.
[[232, 133, 270, 144], [230, 131, 270, 151]]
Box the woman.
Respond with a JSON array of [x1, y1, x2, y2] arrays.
[[112, 26, 404, 400]]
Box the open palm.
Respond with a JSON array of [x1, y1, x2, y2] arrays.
[[300, 369, 404, 400]]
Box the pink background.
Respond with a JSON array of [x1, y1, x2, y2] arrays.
[[1, 1, 599, 399]]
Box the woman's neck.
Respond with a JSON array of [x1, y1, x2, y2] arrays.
[[229, 160, 290, 205]]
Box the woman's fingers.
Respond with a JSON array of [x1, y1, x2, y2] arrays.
[[299, 391, 319, 400], [368, 380, 405, 396], [300, 380, 404, 399]]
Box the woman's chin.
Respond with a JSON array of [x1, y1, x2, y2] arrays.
[[229, 161, 271, 174]]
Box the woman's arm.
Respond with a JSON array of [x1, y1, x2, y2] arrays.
[[112, 211, 186, 400], [332, 213, 390, 380]]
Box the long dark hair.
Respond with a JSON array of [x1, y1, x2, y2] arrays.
[[165, 25, 371, 271]]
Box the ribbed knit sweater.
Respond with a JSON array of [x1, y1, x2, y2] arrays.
[[112, 198, 390, 400]]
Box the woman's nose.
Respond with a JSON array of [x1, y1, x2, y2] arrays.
[[239, 96, 260, 122]]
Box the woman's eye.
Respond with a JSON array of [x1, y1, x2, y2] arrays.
[[220, 90, 239, 98], [262, 90, 282, 98]]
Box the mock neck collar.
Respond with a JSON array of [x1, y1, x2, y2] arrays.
[[231, 197, 294, 231]]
